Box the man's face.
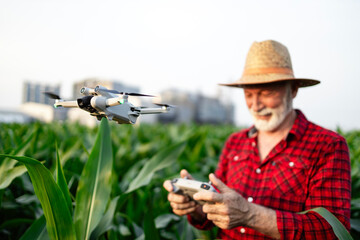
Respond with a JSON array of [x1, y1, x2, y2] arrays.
[[243, 82, 294, 132]]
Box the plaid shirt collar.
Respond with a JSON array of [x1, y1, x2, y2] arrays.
[[247, 109, 308, 141]]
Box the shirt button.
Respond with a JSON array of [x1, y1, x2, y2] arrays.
[[256, 168, 261, 174], [234, 156, 239, 161], [247, 197, 253, 203], [289, 162, 294, 167], [251, 142, 256, 147], [240, 228, 246, 233]]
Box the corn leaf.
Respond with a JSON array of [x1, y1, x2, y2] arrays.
[[0, 131, 34, 189], [125, 141, 186, 194], [55, 143, 73, 215], [0, 165, 27, 189], [19, 215, 49, 240], [15, 194, 38, 204], [0, 189, 3, 208], [0, 154, 76, 240], [74, 118, 113, 240], [0, 218, 33, 230], [144, 199, 160, 240], [155, 214, 180, 229], [90, 196, 120, 240], [179, 216, 195, 240], [351, 218, 360, 232], [299, 207, 353, 240]]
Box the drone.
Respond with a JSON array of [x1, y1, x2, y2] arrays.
[[45, 85, 172, 124]]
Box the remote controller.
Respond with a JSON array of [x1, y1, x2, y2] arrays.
[[171, 178, 217, 205]]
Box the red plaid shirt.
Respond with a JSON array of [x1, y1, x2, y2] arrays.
[[188, 110, 351, 239]]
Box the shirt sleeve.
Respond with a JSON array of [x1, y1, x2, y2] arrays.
[[276, 138, 351, 239]]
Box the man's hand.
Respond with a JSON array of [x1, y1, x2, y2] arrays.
[[193, 173, 253, 229], [163, 169, 206, 221]]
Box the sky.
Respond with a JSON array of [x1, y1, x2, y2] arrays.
[[1, 0, 360, 130]]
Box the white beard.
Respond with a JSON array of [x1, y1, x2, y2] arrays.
[[249, 87, 293, 132]]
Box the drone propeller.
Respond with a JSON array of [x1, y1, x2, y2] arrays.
[[127, 93, 155, 97], [43, 92, 61, 100], [154, 103, 176, 108], [101, 89, 155, 97]]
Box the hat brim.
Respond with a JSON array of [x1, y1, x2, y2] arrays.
[[219, 78, 320, 88]]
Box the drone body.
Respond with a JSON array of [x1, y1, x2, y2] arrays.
[[47, 85, 171, 124]]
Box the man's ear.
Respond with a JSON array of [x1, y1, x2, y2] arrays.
[[291, 82, 299, 99]]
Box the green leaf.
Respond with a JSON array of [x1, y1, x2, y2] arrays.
[[155, 214, 180, 229], [0, 130, 34, 189], [143, 199, 160, 240], [115, 212, 144, 238], [0, 218, 33, 230], [15, 194, 38, 204], [74, 118, 113, 240], [299, 207, 353, 240], [55, 143, 73, 215], [0, 189, 3, 208], [179, 216, 195, 240], [0, 154, 76, 240], [90, 196, 120, 240], [19, 215, 49, 240], [0, 164, 27, 189], [351, 218, 360, 232], [125, 141, 186, 194]]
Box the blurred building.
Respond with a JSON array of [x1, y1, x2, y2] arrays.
[[23, 81, 60, 105], [196, 94, 234, 124], [0, 109, 35, 123], [158, 89, 234, 125], [157, 89, 196, 123], [21, 81, 67, 122]]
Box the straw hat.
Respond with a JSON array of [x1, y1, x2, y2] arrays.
[[219, 40, 320, 87]]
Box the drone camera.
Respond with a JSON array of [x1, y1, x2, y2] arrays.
[[80, 87, 95, 96], [95, 85, 108, 93], [77, 96, 97, 113]]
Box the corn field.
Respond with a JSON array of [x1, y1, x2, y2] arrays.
[[0, 120, 359, 239]]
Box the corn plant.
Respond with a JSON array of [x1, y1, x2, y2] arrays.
[[0, 119, 189, 239], [0, 121, 359, 239]]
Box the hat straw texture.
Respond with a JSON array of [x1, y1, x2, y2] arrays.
[[220, 40, 320, 87]]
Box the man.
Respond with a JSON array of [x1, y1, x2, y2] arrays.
[[163, 40, 351, 239]]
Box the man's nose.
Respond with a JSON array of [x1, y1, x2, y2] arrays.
[[250, 95, 263, 112]]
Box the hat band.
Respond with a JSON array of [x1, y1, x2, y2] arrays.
[[243, 67, 293, 76]]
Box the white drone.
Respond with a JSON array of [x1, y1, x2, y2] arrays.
[[45, 85, 172, 124]]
